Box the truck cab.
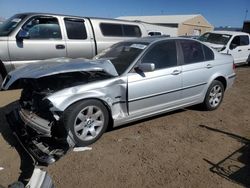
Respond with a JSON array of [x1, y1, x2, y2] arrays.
[[0, 13, 149, 82], [198, 31, 250, 65]]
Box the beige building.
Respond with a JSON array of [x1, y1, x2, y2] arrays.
[[117, 14, 214, 36]]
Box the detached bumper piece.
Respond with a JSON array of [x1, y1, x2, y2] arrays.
[[6, 109, 69, 166]]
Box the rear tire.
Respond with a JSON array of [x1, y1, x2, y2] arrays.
[[202, 80, 224, 111], [63, 99, 109, 147]]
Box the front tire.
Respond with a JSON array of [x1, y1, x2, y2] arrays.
[[202, 80, 224, 111], [63, 99, 109, 147]]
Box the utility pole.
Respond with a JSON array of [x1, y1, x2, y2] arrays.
[[244, 9, 248, 21]]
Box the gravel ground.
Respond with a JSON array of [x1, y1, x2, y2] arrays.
[[0, 66, 249, 188]]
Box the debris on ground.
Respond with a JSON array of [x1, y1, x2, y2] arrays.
[[73, 147, 92, 152]]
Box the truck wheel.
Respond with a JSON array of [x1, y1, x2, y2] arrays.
[[202, 80, 224, 111], [63, 99, 109, 147]]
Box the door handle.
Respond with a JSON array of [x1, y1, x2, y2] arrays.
[[206, 64, 213, 69], [171, 70, 182, 75], [238, 49, 242, 52], [56, 44, 65, 49]]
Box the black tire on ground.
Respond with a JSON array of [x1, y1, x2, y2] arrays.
[[202, 80, 225, 111], [63, 99, 109, 147]]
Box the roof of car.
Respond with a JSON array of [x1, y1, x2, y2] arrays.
[[122, 36, 196, 44], [209, 30, 249, 36]]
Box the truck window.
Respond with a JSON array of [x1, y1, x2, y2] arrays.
[[123, 25, 141, 37], [22, 17, 62, 39], [148, 32, 162, 36], [239, 35, 249, 45], [230, 35, 249, 48], [0, 14, 27, 36], [64, 18, 87, 40], [100, 23, 141, 37], [100, 23, 123, 37]]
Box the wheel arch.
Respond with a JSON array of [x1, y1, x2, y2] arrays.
[[63, 97, 114, 129], [214, 76, 227, 90]]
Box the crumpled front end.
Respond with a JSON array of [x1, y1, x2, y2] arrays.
[[6, 69, 116, 165], [7, 85, 70, 165]]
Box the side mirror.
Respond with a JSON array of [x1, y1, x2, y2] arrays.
[[137, 63, 155, 72], [16, 29, 29, 41], [229, 43, 237, 50]]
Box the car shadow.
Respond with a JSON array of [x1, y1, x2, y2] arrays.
[[0, 101, 35, 185], [200, 125, 250, 187]]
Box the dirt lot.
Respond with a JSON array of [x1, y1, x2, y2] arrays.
[[0, 66, 249, 188]]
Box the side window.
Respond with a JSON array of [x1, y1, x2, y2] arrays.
[[142, 40, 177, 69], [100, 23, 123, 37], [231, 36, 241, 47], [64, 18, 87, 39], [203, 45, 214, 61], [100, 23, 142, 37], [240, 35, 249, 45], [123, 25, 141, 37], [148, 32, 162, 36], [180, 40, 204, 64], [23, 17, 61, 39]]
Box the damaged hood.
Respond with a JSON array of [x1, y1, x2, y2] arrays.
[[203, 42, 225, 51], [2, 57, 118, 90]]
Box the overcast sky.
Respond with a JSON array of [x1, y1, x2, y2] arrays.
[[0, 0, 249, 27]]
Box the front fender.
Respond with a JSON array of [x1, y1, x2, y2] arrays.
[[48, 89, 114, 112]]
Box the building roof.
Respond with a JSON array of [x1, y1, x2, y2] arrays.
[[117, 14, 201, 24]]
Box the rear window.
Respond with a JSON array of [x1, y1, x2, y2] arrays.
[[64, 18, 87, 39], [100, 23, 141, 37]]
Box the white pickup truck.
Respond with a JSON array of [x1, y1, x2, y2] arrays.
[[0, 12, 172, 82], [198, 31, 250, 65]]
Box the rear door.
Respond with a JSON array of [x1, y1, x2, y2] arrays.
[[8, 15, 67, 69], [63, 17, 95, 59], [128, 40, 182, 117], [229, 35, 250, 64], [178, 39, 214, 103]]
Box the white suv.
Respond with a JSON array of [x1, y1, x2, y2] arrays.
[[198, 31, 250, 65]]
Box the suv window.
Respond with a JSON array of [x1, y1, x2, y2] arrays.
[[64, 18, 87, 39], [142, 40, 177, 69], [23, 17, 61, 39], [180, 40, 204, 64], [100, 23, 141, 37]]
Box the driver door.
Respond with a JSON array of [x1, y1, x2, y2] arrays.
[[127, 40, 182, 117], [8, 16, 66, 69], [229, 35, 250, 64]]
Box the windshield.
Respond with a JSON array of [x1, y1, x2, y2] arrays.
[[95, 42, 148, 75], [0, 14, 27, 36], [198, 33, 232, 45]]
